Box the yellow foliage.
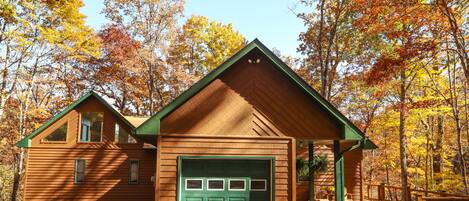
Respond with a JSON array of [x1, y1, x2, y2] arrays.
[[169, 15, 246, 75]]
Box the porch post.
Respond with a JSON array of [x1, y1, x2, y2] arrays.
[[308, 142, 315, 201], [334, 140, 345, 201]]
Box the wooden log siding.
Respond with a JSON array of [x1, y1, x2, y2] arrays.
[[25, 148, 156, 200], [24, 96, 156, 200], [296, 145, 364, 201], [160, 50, 342, 140], [157, 134, 295, 201]]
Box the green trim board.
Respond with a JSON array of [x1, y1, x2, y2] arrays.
[[308, 143, 315, 201], [135, 39, 377, 149], [16, 91, 136, 147], [176, 156, 276, 201], [333, 140, 345, 201]]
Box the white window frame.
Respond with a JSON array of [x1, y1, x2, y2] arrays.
[[228, 179, 246, 191], [250, 179, 267, 191], [185, 179, 203, 191], [207, 179, 225, 191]]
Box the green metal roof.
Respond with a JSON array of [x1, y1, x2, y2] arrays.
[[135, 39, 377, 149], [16, 91, 135, 147]]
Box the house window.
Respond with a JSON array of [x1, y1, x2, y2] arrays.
[[115, 123, 136, 144], [129, 160, 139, 184], [250, 179, 267, 191], [228, 179, 246, 191], [185, 179, 203, 190], [42, 123, 67, 142], [80, 112, 103, 142], [207, 179, 224, 191], [74, 159, 85, 183]]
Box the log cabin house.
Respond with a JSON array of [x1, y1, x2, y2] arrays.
[[17, 39, 377, 201]]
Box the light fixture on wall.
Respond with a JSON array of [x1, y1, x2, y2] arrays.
[[248, 58, 261, 64]]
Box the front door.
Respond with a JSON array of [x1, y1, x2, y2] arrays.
[[179, 158, 272, 201]]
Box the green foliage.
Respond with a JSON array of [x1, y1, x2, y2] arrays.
[[296, 155, 329, 179]]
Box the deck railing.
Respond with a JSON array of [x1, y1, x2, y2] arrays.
[[365, 183, 469, 201]]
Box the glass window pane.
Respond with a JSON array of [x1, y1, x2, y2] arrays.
[[114, 124, 120, 143], [80, 124, 89, 142], [119, 126, 127, 142], [115, 123, 137, 144], [250, 179, 267, 191], [186, 179, 203, 190], [127, 135, 137, 143], [43, 123, 67, 142], [80, 112, 103, 142], [229, 180, 245, 190], [129, 160, 139, 184], [208, 180, 224, 190], [76, 173, 84, 182], [75, 160, 85, 183], [77, 163, 84, 172]]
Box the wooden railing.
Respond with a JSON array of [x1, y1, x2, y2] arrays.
[[365, 183, 469, 201]]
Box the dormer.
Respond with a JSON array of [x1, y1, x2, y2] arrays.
[[16, 91, 148, 148]]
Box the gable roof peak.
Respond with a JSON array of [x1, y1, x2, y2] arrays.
[[135, 39, 377, 149], [16, 90, 135, 147]]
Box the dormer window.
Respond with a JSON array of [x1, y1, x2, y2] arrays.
[[80, 112, 103, 142], [42, 122, 68, 142]]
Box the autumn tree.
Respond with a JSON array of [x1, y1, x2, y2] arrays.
[[0, 0, 100, 200], [434, 0, 468, 80], [168, 15, 246, 77], [297, 0, 368, 101], [103, 0, 186, 114], [422, 37, 469, 193], [351, 1, 446, 199], [85, 25, 148, 115]]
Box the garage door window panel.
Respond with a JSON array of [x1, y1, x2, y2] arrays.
[[207, 179, 224, 191], [229, 179, 246, 191], [186, 179, 203, 191], [250, 179, 267, 191]]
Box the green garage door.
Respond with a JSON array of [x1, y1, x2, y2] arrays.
[[179, 158, 273, 201]]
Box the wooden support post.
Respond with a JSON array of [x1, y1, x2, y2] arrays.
[[334, 140, 345, 201], [378, 183, 385, 200], [308, 142, 315, 201]]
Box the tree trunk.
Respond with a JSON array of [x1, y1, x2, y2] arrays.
[[447, 57, 469, 194], [317, 0, 327, 98], [399, 69, 410, 201], [433, 117, 445, 185], [148, 61, 154, 115], [455, 120, 468, 194], [464, 81, 469, 146], [437, 0, 468, 81], [425, 117, 430, 193], [11, 150, 24, 201]]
